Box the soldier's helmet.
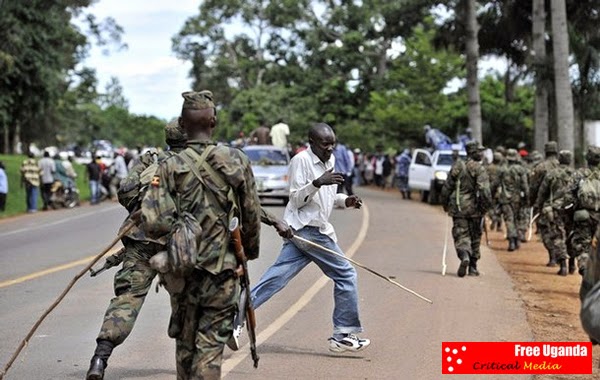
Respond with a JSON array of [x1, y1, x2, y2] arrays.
[[493, 152, 504, 163], [558, 150, 572, 165], [587, 145, 600, 166], [506, 148, 520, 162], [465, 140, 485, 155], [165, 119, 187, 146], [544, 141, 558, 155], [495, 145, 506, 156]]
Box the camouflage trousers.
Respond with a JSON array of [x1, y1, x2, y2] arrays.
[[489, 202, 502, 229], [96, 239, 161, 345], [538, 208, 568, 262], [451, 217, 483, 261], [172, 269, 240, 380], [499, 203, 518, 239], [571, 210, 600, 272], [516, 206, 530, 241]]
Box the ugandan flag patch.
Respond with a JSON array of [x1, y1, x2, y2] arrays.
[[151, 175, 160, 187]]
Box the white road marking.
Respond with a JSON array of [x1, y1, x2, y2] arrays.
[[0, 204, 121, 238]]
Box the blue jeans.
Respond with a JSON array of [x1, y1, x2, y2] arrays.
[[89, 180, 99, 204], [26, 184, 39, 211], [250, 226, 363, 335]]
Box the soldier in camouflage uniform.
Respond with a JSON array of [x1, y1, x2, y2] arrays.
[[486, 151, 504, 232], [141, 91, 262, 380], [492, 149, 528, 251], [535, 150, 574, 276], [513, 154, 532, 243], [554, 146, 600, 277], [86, 120, 188, 380], [441, 141, 492, 277], [529, 141, 560, 266]]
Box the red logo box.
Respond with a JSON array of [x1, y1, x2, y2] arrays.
[[442, 342, 592, 375]]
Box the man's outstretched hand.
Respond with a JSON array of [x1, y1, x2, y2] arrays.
[[345, 195, 363, 209]]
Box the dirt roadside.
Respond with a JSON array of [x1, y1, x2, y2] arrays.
[[487, 227, 599, 379]]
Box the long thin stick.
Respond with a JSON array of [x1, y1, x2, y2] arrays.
[[292, 235, 433, 304], [442, 216, 450, 276], [527, 212, 540, 242], [0, 223, 134, 380]]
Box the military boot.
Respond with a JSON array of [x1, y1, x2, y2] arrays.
[[568, 257, 576, 274], [557, 260, 568, 276], [508, 238, 516, 252], [86, 356, 105, 380], [468, 259, 479, 276], [457, 251, 470, 278]]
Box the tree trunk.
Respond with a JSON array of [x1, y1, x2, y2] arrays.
[[550, 0, 574, 152], [464, 0, 482, 143], [532, 0, 548, 152]]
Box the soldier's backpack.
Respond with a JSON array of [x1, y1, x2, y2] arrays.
[[577, 172, 600, 211]]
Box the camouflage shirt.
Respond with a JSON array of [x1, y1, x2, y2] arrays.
[[529, 157, 559, 207], [141, 140, 261, 274], [535, 164, 575, 211], [441, 157, 492, 217], [493, 162, 529, 205]]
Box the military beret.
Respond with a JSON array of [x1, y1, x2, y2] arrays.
[[558, 150, 572, 165], [465, 140, 485, 154], [587, 145, 600, 164], [506, 148, 519, 161], [181, 90, 215, 110], [164, 119, 187, 144], [544, 141, 558, 154]]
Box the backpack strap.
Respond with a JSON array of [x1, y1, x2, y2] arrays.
[[179, 146, 238, 271]]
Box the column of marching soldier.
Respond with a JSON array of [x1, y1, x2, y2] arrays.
[[485, 141, 600, 278], [441, 140, 600, 280]]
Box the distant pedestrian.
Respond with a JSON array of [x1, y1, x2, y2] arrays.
[[249, 120, 272, 145], [333, 140, 354, 195], [38, 151, 56, 211], [396, 148, 411, 199], [109, 152, 128, 199], [20, 152, 41, 213], [87, 156, 102, 204], [0, 161, 7, 212], [270, 118, 290, 150]]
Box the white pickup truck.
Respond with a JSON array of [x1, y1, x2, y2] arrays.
[[408, 148, 466, 204]]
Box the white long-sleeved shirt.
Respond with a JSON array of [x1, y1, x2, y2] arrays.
[[284, 147, 348, 242]]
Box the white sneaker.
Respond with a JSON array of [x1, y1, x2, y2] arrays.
[[226, 324, 243, 351], [328, 334, 371, 353]]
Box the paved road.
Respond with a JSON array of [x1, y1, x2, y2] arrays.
[[0, 189, 534, 379]]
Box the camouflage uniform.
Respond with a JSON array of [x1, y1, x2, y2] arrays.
[[529, 141, 560, 266], [555, 146, 600, 276], [486, 152, 504, 231], [513, 158, 531, 242], [141, 91, 261, 380], [441, 141, 492, 277], [535, 150, 574, 275], [492, 149, 528, 251], [87, 121, 188, 379]]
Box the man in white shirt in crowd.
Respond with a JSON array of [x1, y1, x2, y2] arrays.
[[248, 122, 370, 353], [109, 151, 128, 199], [270, 118, 290, 150]]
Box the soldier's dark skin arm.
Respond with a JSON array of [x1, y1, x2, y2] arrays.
[[260, 207, 293, 238]]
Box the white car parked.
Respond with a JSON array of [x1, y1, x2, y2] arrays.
[[408, 148, 466, 204]]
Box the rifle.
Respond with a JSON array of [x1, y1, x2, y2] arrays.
[[228, 217, 259, 368], [89, 247, 126, 276]]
